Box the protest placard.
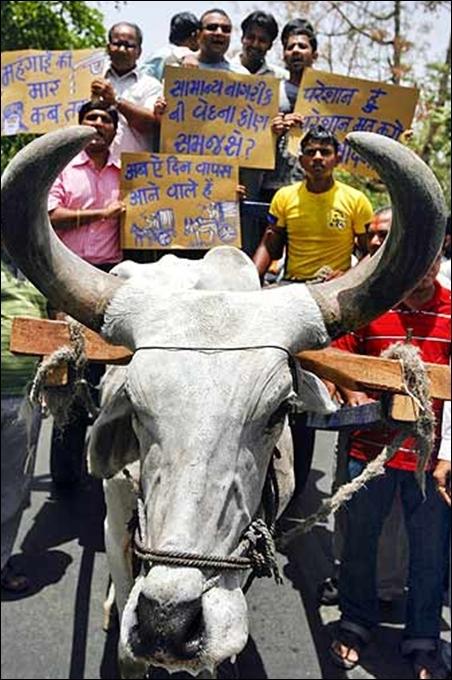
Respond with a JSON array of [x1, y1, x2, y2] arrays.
[[288, 68, 418, 177], [160, 66, 279, 169], [121, 152, 240, 250], [1, 49, 105, 135]]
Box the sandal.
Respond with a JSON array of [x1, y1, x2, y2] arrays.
[[329, 628, 365, 670], [1, 563, 31, 593], [409, 649, 448, 680]]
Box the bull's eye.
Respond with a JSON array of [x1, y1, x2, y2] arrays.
[[266, 401, 289, 431]]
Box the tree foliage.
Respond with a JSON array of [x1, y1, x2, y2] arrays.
[[261, 1, 450, 204], [1, 1, 108, 171]]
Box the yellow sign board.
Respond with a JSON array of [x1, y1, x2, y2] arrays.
[[121, 152, 240, 250], [1, 49, 106, 135], [160, 66, 279, 169], [288, 68, 419, 177]]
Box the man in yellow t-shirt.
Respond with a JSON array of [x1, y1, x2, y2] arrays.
[[253, 125, 373, 282]]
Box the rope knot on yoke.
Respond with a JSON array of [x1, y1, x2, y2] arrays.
[[278, 340, 436, 549], [29, 318, 99, 428]]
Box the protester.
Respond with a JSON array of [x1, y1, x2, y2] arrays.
[[261, 18, 318, 203], [254, 125, 372, 501], [143, 12, 200, 82], [195, 9, 248, 73], [47, 100, 125, 488], [91, 22, 163, 160], [230, 11, 289, 256], [232, 10, 288, 78], [49, 100, 124, 269], [318, 207, 406, 608], [1, 260, 47, 592], [328, 253, 451, 679], [253, 125, 372, 283]]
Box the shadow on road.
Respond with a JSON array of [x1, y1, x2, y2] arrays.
[[1, 548, 73, 602], [22, 473, 106, 554]]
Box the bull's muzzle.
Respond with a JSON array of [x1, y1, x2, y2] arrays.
[[130, 591, 204, 661]]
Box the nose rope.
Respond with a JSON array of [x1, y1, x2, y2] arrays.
[[123, 450, 283, 590]]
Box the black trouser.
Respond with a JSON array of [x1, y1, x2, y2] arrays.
[[290, 413, 316, 496], [50, 362, 105, 487]]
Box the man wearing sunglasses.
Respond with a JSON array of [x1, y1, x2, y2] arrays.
[[91, 22, 163, 161], [196, 9, 248, 73]]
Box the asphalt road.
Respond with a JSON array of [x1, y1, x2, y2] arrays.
[[1, 422, 450, 679]]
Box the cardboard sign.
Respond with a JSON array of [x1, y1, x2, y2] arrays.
[[288, 68, 418, 177], [121, 152, 240, 250], [1, 49, 106, 135], [160, 66, 279, 169]]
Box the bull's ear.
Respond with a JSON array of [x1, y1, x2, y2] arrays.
[[88, 386, 139, 478]]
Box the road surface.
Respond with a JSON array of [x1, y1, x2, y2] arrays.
[[1, 421, 450, 679]]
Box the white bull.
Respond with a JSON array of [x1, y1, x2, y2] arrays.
[[1, 127, 446, 678]]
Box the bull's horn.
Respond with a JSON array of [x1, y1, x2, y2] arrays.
[[1, 127, 123, 332], [308, 132, 446, 338]]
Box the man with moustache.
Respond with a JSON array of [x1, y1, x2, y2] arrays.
[[47, 100, 125, 488], [90, 22, 163, 159]]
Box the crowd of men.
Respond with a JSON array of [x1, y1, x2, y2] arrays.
[[1, 9, 450, 680]]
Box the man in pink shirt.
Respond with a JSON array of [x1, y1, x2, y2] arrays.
[[48, 100, 125, 270], [47, 100, 125, 489]]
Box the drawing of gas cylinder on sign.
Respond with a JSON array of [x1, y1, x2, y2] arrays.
[[130, 208, 176, 247]]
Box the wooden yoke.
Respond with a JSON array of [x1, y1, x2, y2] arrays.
[[10, 317, 451, 422]]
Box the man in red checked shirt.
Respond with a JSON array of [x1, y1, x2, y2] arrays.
[[328, 212, 451, 680]]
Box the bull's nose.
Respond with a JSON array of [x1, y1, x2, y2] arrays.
[[133, 592, 204, 659]]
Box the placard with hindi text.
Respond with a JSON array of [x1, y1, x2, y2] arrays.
[[1, 49, 106, 135], [160, 66, 279, 170], [288, 68, 418, 177], [121, 152, 240, 250]]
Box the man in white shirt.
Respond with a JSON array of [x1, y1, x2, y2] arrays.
[[91, 22, 163, 160]]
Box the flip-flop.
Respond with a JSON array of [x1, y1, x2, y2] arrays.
[[329, 629, 365, 670], [1, 564, 30, 593]]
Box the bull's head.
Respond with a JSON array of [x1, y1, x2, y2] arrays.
[[1, 128, 446, 676]]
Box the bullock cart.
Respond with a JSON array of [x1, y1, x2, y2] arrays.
[[3, 125, 448, 678]]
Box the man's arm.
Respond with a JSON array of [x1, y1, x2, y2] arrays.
[[355, 232, 369, 259], [433, 400, 451, 506], [91, 78, 162, 133], [253, 226, 286, 279], [49, 202, 125, 231]]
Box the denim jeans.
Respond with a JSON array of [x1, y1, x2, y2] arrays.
[[339, 457, 450, 652], [1, 397, 41, 570]]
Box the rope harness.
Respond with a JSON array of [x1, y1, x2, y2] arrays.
[[123, 476, 282, 592], [30, 329, 435, 585], [278, 341, 435, 548], [29, 319, 99, 428]]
